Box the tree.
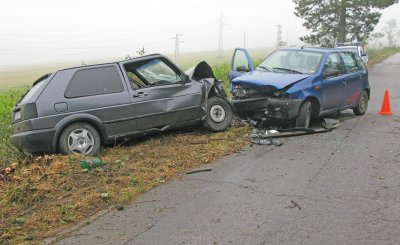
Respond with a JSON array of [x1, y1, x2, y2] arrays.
[[383, 19, 397, 46], [370, 32, 385, 47], [293, 0, 399, 47]]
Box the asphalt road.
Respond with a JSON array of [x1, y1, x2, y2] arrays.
[[57, 54, 400, 245]]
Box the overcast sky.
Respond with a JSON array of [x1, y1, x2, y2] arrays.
[[0, 0, 399, 69]]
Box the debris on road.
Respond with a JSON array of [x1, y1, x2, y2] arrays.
[[249, 118, 339, 145], [186, 169, 213, 175], [291, 200, 302, 210]]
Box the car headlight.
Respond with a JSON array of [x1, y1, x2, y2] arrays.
[[273, 91, 289, 99], [234, 85, 247, 97]]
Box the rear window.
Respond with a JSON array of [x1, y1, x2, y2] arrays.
[[65, 66, 124, 98], [19, 75, 49, 104]]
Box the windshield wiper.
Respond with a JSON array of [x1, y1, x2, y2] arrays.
[[273, 67, 303, 74], [257, 66, 272, 72]]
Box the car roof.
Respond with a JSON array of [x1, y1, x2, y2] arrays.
[[279, 47, 335, 54], [57, 53, 164, 72], [336, 46, 359, 49]]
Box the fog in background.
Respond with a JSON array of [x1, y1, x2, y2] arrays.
[[0, 0, 399, 70]]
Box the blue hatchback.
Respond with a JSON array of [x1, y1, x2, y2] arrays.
[[229, 47, 370, 128]]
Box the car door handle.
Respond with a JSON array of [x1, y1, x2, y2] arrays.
[[133, 92, 148, 97], [342, 81, 347, 86]]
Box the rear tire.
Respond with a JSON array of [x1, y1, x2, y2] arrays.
[[296, 101, 312, 128], [353, 90, 368, 115], [59, 123, 101, 156], [203, 96, 233, 132]]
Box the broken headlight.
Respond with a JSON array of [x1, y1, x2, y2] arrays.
[[272, 91, 289, 99], [233, 85, 247, 98]]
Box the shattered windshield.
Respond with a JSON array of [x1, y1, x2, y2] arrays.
[[257, 50, 324, 75]]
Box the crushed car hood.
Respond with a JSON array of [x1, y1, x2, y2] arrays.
[[232, 71, 310, 90]]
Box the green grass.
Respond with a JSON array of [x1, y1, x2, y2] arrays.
[[366, 47, 400, 67], [0, 88, 28, 168]]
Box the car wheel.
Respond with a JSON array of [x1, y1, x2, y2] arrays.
[[296, 101, 312, 128], [59, 123, 101, 156], [353, 90, 369, 116], [203, 96, 233, 132]]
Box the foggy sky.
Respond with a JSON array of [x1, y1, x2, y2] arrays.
[[0, 0, 399, 69]]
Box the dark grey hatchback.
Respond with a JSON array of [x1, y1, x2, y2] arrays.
[[10, 54, 232, 155]]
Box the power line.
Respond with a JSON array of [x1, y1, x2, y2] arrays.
[[172, 34, 183, 65]]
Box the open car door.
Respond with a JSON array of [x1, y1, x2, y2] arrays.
[[228, 48, 254, 91]]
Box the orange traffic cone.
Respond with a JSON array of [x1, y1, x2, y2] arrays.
[[378, 89, 393, 115]]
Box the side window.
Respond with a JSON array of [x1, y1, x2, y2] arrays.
[[324, 53, 343, 77], [354, 54, 366, 70], [124, 58, 182, 88], [340, 52, 358, 73], [233, 50, 249, 72], [65, 66, 124, 98]]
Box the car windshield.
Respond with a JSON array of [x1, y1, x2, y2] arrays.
[[257, 50, 324, 75], [136, 59, 182, 85]]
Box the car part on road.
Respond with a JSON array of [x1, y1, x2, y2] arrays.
[[185, 169, 213, 175], [249, 118, 339, 143]]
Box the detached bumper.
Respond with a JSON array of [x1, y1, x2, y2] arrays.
[[232, 97, 303, 120], [10, 128, 56, 153]]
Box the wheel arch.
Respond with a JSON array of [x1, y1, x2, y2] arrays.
[[53, 114, 106, 152]]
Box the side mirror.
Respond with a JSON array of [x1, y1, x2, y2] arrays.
[[324, 68, 339, 78], [236, 66, 250, 72], [182, 74, 190, 84]]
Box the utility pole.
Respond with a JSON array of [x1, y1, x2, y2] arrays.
[[217, 14, 228, 57], [172, 34, 183, 65], [243, 32, 246, 48], [276, 24, 282, 48]]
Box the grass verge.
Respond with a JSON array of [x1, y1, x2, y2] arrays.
[[367, 47, 400, 68], [0, 125, 250, 244]]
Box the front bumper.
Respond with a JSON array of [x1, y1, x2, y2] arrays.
[[10, 128, 56, 153], [232, 97, 303, 120]]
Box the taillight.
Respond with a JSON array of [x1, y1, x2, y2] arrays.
[[14, 110, 21, 121], [12, 102, 38, 122]]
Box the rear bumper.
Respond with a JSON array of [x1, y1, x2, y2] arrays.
[[232, 97, 303, 120], [10, 128, 56, 153]]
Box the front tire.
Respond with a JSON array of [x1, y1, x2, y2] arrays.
[[296, 101, 312, 128], [353, 90, 369, 115], [59, 123, 101, 156], [203, 96, 233, 132]]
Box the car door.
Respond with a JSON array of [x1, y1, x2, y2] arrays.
[[228, 48, 254, 91], [340, 52, 364, 107], [321, 53, 347, 111], [121, 57, 204, 130], [61, 65, 134, 137]]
